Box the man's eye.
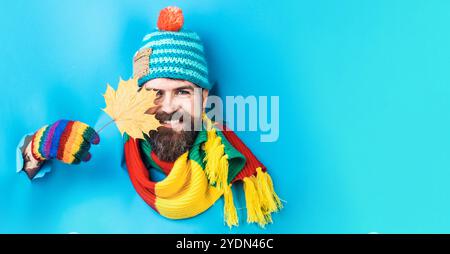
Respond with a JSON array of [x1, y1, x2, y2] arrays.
[[155, 90, 163, 97], [177, 90, 191, 95]]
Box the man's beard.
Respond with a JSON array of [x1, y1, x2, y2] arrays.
[[147, 111, 199, 162]]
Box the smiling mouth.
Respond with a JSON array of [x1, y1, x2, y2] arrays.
[[160, 119, 183, 128]]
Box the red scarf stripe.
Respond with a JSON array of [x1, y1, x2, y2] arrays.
[[128, 171, 157, 210], [125, 138, 157, 190], [124, 138, 158, 210], [219, 124, 267, 182], [151, 151, 174, 174]]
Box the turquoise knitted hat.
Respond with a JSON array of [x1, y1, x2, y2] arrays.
[[133, 6, 211, 89]]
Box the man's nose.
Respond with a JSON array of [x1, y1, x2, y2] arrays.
[[159, 93, 179, 114]]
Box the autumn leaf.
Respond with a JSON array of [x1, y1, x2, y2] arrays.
[[102, 77, 160, 139]]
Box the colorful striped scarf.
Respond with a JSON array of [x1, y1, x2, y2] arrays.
[[123, 117, 283, 227]]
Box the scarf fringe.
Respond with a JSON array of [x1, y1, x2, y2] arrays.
[[243, 167, 283, 228], [203, 116, 282, 228], [243, 176, 267, 227], [203, 117, 239, 227], [256, 167, 283, 214], [203, 120, 227, 189], [223, 184, 239, 227]]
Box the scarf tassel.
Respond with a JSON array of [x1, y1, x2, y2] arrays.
[[204, 126, 238, 227], [204, 129, 227, 189], [203, 116, 281, 228], [220, 152, 239, 227], [243, 167, 283, 228], [223, 184, 239, 227]]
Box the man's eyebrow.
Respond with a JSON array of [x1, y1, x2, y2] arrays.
[[144, 86, 195, 91], [175, 86, 195, 91], [143, 87, 161, 92]]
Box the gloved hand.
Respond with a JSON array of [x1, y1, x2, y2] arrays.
[[30, 119, 100, 164]]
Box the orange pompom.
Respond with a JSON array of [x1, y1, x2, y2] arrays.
[[157, 6, 184, 32]]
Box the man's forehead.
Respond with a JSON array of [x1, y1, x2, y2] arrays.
[[143, 78, 199, 90]]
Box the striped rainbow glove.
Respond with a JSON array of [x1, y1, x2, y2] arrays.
[[30, 120, 100, 164]]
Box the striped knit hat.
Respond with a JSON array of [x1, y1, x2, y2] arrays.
[[133, 6, 211, 89]]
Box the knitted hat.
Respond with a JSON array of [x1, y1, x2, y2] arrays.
[[133, 6, 211, 89]]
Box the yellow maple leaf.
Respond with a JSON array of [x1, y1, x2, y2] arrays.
[[102, 77, 160, 139]]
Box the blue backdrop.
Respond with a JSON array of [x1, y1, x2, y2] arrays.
[[1, 0, 450, 233]]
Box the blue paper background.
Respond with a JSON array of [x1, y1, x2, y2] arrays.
[[1, 0, 450, 233]]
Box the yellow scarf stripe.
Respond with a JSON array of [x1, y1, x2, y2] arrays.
[[154, 152, 191, 198], [154, 121, 239, 227], [155, 158, 223, 219]]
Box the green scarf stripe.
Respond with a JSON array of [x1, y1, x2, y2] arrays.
[[188, 130, 207, 168], [123, 133, 130, 143]]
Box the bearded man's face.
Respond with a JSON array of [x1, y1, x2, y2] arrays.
[[143, 78, 209, 162]]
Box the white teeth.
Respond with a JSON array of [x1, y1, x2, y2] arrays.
[[164, 120, 180, 124]]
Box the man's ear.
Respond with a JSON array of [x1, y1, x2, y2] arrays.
[[202, 89, 209, 110]]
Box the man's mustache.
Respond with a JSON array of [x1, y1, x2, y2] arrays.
[[145, 106, 187, 123], [154, 111, 187, 124]]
